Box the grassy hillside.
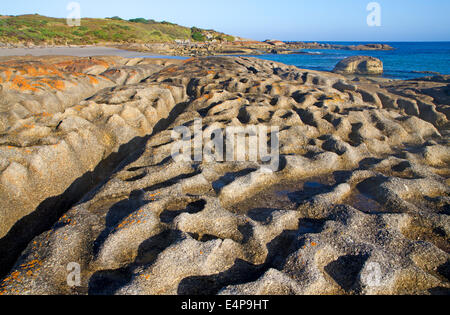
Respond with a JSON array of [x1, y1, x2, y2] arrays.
[[0, 14, 235, 45]]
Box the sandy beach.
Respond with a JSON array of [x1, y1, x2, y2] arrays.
[[0, 46, 185, 58]]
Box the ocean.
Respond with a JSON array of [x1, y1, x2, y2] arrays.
[[248, 42, 450, 80]]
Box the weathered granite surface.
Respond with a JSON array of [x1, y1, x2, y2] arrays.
[[333, 56, 384, 75], [0, 56, 448, 295]]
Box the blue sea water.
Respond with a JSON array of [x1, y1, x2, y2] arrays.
[[248, 42, 450, 80]]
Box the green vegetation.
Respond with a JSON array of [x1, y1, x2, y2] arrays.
[[0, 14, 234, 45], [215, 34, 235, 42], [128, 18, 150, 24], [191, 27, 206, 42]]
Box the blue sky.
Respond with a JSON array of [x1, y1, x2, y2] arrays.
[[1, 0, 449, 41]]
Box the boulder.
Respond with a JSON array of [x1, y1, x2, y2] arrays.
[[333, 56, 383, 75], [264, 40, 286, 46]]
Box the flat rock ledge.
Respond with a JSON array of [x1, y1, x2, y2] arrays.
[[0, 56, 448, 295]]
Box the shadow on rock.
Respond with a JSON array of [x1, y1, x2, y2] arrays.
[[177, 228, 299, 295]]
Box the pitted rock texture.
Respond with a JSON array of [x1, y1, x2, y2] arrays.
[[0, 55, 185, 278], [0, 55, 183, 237], [0, 57, 449, 295]]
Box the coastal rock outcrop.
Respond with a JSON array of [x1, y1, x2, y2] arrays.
[[115, 41, 395, 57], [346, 44, 394, 51], [333, 56, 384, 75], [286, 42, 394, 52], [0, 55, 184, 277], [0, 56, 448, 295], [264, 40, 286, 46]]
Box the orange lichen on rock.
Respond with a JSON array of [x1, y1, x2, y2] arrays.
[[200, 93, 213, 101], [57, 214, 78, 227], [39, 78, 66, 91], [0, 58, 113, 94], [0, 63, 68, 92], [140, 274, 151, 280], [324, 93, 346, 104], [32, 112, 53, 120], [183, 58, 196, 64], [72, 105, 84, 112], [115, 209, 149, 231], [1, 69, 14, 83], [0, 61, 64, 79], [19, 259, 42, 271], [147, 191, 161, 201], [270, 83, 283, 94], [18, 65, 63, 78], [0, 259, 43, 294], [114, 193, 160, 231], [88, 75, 99, 85], [163, 66, 178, 74], [10, 75, 41, 92]]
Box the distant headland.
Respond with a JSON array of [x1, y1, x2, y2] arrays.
[[0, 14, 393, 57]]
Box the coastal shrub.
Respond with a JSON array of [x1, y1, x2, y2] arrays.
[[18, 29, 48, 42], [6, 18, 47, 28], [213, 34, 234, 42], [108, 24, 130, 31], [0, 15, 233, 45], [0, 26, 17, 37], [192, 32, 206, 41], [71, 29, 85, 37], [40, 29, 59, 37], [92, 29, 110, 40], [112, 33, 127, 42], [37, 19, 49, 26], [151, 30, 162, 37], [224, 35, 235, 42], [191, 27, 206, 41]]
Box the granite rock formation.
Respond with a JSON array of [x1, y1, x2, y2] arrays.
[[333, 56, 384, 75], [286, 42, 394, 51], [0, 56, 448, 295]]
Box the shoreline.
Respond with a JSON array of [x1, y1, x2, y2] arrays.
[[0, 41, 394, 57], [0, 45, 443, 82], [0, 46, 188, 59]]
